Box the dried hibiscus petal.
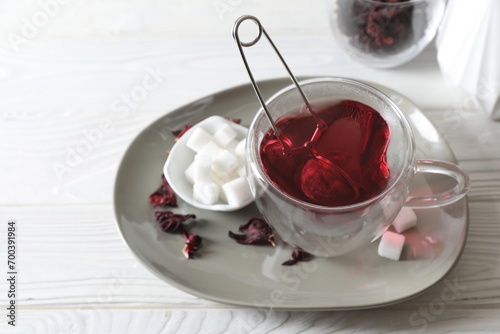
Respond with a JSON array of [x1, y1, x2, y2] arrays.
[[161, 175, 177, 205], [172, 124, 193, 141], [282, 248, 314, 266], [228, 218, 275, 246], [149, 187, 167, 207], [150, 173, 201, 259], [155, 211, 195, 233], [224, 116, 242, 124], [149, 175, 177, 207], [182, 231, 203, 259]]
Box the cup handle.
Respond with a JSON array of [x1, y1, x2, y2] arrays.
[[404, 159, 471, 209]]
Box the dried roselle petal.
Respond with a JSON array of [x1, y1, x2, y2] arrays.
[[228, 218, 275, 246], [182, 232, 203, 259], [282, 248, 314, 266], [149, 186, 168, 207], [160, 175, 177, 206], [224, 117, 242, 124], [172, 124, 193, 141], [155, 211, 195, 233], [148, 175, 177, 207]]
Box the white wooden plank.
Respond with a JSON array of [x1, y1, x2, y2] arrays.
[[0, 37, 466, 113], [0, 203, 499, 309], [0, 0, 334, 43], [0, 205, 215, 309], [1, 309, 500, 334], [0, 39, 473, 205], [426, 109, 500, 162]]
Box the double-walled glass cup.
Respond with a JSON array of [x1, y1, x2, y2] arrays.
[[246, 78, 470, 257]]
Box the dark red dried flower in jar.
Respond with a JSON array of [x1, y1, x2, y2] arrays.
[[337, 0, 427, 55], [228, 218, 276, 246], [282, 248, 314, 266]]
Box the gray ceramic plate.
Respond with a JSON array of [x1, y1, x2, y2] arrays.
[[114, 78, 468, 310]]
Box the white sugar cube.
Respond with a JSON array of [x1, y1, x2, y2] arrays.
[[193, 154, 212, 183], [378, 231, 405, 261], [219, 183, 228, 203], [186, 128, 213, 153], [212, 150, 239, 174], [392, 208, 417, 233], [222, 177, 252, 207], [213, 123, 237, 147], [185, 161, 195, 185], [236, 164, 246, 177], [193, 182, 220, 205], [226, 140, 238, 153], [198, 140, 223, 157], [211, 169, 234, 186], [235, 139, 246, 158]]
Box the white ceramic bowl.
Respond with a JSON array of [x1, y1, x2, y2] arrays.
[[164, 116, 252, 212]]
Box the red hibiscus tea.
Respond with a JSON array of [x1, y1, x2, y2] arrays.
[[259, 99, 391, 207], [247, 78, 468, 257]]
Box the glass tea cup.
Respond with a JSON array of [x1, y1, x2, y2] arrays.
[[246, 78, 470, 257]]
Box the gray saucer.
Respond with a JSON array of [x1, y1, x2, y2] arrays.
[[113, 78, 468, 310]]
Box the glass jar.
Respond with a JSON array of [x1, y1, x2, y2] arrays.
[[327, 0, 446, 68]]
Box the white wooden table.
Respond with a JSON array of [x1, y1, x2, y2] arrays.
[[1, 1, 500, 333]]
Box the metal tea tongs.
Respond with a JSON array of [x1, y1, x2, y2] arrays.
[[232, 15, 326, 152]]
